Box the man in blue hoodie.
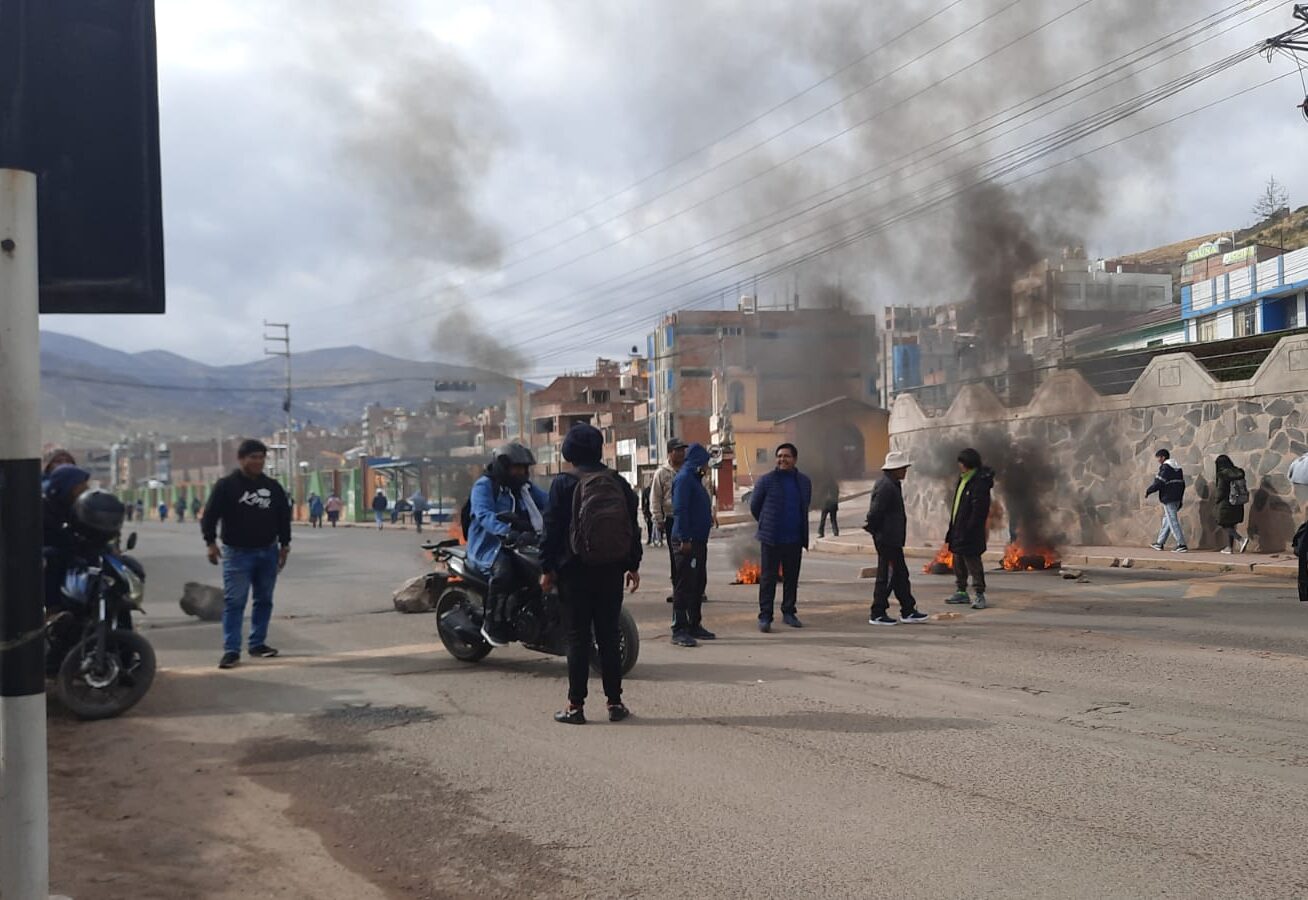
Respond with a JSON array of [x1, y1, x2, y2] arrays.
[[750, 443, 812, 632], [670, 443, 715, 647]]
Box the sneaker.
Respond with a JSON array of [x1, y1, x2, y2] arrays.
[[1239, 537, 1250, 553], [782, 613, 803, 628], [1149, 543, 1165, 551], [1219, 547, 1232, 555], [945, 591, 971, 605], [248, 644, 279, 658], [690, 625, 717, 640], [1173, 546, 1188, 553], [671, 632, 699, 647], [607, 702, 631, 722], [218, 651, 240, 669], [554, 705, 586, 725], [868, 615, 899, 626], [901, 610, 931, 624], [971, 593, 987, 610], [480, 624, 509, 648], [758, 619, 772, 633]]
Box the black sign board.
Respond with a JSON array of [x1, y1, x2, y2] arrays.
[[0, 0, 165, 314]]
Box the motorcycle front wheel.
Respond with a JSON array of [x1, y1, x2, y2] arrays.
[[56, 629, 156, 720], [592, 607, 640, 676], [435, 586, 493, 662]]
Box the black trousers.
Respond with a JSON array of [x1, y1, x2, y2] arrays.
[[671, 540, 707, 633], [664, 517, 677, 584], [644, 514, 654, 544], [559, 564, 625, 706], [818, 506, 839, 537], [954, 554, 986, 594], [487, 549, 525, 629], [759, 543, 802, 621], [871, 544, 918, 617], [1299, 551, 1307, 603]]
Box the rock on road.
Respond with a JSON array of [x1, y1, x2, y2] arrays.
[[47, 521, 1308, 899]]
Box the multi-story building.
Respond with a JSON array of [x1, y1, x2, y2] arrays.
[[1181, 243, 1308, 341], [527, 357, 647, 474], [647, 299, 880, 458]]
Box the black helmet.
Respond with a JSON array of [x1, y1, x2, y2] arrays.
[[71, 489, 125, 540], [490, 442, 536, 487]]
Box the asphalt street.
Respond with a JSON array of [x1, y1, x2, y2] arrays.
[[46, 520, 1308, 899]]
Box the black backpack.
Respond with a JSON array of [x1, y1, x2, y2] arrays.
[[569, 470, 633, 565], [1227, 476, 1249, 506]]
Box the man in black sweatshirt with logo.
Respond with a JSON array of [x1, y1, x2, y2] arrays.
[[201, 439, 292, 669]]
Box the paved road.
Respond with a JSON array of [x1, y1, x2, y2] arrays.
[[48, 521, 1308, 899]]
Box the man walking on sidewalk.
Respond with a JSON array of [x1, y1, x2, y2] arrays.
[[750, 443, 812, 632], [671, 443, 715, 647], [201, 439, 292, 669], [944, 448, 993, 610], [816, 473, 840, 539], [650, 438, 687, 603], [1145, 448, 1188, 553], [864, 450, 930, 626]]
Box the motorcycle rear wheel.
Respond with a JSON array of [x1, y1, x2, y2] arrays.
[[435, 586, 492, 662], [592, 606, 640, 675], [56, 629, 156, 720]]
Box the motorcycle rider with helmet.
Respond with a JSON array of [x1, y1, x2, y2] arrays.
[[42, 464, 93, 616], [467, 443, 549, 647]]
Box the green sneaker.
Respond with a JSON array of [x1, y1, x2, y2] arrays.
[[945, 591, 971, 605]]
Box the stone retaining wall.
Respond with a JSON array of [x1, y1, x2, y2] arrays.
[[888, 335, 1308, 552]]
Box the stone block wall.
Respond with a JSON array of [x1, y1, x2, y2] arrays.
[[888, 336, 1308, 552]]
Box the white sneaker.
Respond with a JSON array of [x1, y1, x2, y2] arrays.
[[1239, 537, 1250, 553], [1219, 548, 1232, 555]]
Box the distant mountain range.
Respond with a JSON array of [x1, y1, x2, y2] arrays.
[[40, 332, 527, 447]]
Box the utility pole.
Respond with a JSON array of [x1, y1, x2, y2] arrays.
[[263, 321, 294, 500], [0, 168, 49, 900]]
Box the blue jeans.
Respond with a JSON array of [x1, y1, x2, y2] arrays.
[[374, 510, 385, 528], [1156, 503, 1186, 548], [222, 544, 280, 653]]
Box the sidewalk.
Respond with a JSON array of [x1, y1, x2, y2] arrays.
[[810, 533, 1301, 579]]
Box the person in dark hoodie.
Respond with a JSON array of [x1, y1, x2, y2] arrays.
[[42, 465, 92, 614], [750, 442, 813, 631], [1214, 454, 1250, 554], [540, 424, 642, 725], [944, 448, 994, 610], [1145, 448, 1188, 553], [201, 439, 292, 670], [864, 450, 930, 626], [670, 443, 715, 647]]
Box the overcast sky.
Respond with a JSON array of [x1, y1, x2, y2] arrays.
[[40, 0, 1308, 378]]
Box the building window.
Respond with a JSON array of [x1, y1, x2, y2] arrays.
[[1234, 304, 1257, 338], [591, 390, 610, 403], [756, 448, 769, 463], [1197, 314, 1218, 342], [728, 382, 745, 415]]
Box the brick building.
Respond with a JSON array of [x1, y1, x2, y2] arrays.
[[527, 358, 647, 474]]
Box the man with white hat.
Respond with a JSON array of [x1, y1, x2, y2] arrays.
[[863, 449, 930, 626]]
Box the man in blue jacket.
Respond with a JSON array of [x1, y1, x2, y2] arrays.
[[750, 443, 813, 632], [670, 443, 715, 647], [466, 443, 549, 647]]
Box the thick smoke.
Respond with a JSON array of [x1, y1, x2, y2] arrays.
[[430, 306, 528, 376], [918, 428, 1064, 548], [285, 1, 506, 269]]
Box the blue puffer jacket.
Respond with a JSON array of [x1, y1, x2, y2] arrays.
[[671, 444, 713, 543], [750, 467, 812, 548]]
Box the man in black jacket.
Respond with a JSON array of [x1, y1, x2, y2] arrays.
[[1144, 448, 1188, 553], [864, 450, 929, 626], [201, 439, 292, 669], [945, 448, 994, 610], [540, 424, 642, 725]]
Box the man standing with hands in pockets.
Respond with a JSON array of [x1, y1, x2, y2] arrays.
[[201, 439, 292, 670]]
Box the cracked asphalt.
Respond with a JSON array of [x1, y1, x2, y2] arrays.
[[47, 521, 1308, 899]]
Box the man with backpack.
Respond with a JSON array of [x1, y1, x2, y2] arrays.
[[466, 443, 549, 647], [1145, 448, 1188, 553], [540, 423, 642, 724], [670, 443, 716, 647]]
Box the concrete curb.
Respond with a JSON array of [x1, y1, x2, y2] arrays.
[[810, 538, 1299, 580]]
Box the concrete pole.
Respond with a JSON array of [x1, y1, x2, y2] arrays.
[[0, 168, 50, 899]]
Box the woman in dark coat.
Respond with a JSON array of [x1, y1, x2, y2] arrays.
[[1214, 454, 1248, 553]]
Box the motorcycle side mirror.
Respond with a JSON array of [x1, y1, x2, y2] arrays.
[[125, 532, 138, 551]]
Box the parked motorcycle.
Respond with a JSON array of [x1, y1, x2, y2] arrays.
[[425, 529, 639, 674], [46, 490, 156, 720]]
